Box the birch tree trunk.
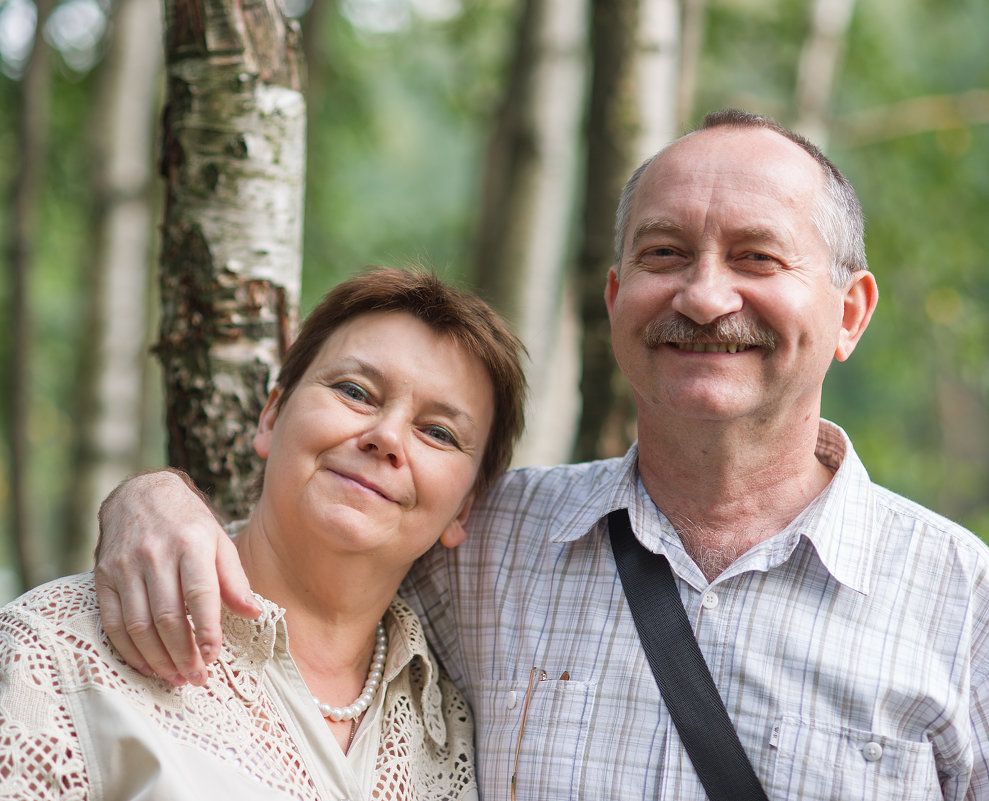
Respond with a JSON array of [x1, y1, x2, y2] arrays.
[[5, 0, 54, 591], [157, 0, 306, 519], [793, 0, 857, 147], [574, 0, 679, 460], [473, 0, 590, 467], [676, 0, 706, 131], [64, 0, 163, 573]]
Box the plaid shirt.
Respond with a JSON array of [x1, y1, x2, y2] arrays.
[[403, 420, 989, 800]]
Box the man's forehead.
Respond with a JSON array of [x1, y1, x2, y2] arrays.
[[633, 128, 824, 212], [657, 125, 819, 176]]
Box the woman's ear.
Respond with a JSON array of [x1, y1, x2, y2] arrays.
[[253, 387, 283, 459], [835, 270, 879, 362], [439, 493, 475, 549]]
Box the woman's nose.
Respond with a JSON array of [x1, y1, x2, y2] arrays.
[[356, 414, 406, 466]]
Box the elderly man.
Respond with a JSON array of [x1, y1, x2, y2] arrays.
[[94, 110, 989, 799]]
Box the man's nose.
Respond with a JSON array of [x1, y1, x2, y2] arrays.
[[670, 257, 743, 325]]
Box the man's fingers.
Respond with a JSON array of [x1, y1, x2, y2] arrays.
[[144, 558, 208, 685], [216, 534, 261, 623], [177, 551, 226, 668], [94, 469, 235, 685], [93, 578, 153, 678], [96, 566, 187, 685]]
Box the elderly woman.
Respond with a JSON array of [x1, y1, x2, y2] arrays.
[[0, 267, 526, 800]]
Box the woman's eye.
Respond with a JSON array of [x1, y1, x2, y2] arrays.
[[424, 425, 459, 447], [334, 381, 370, 402]]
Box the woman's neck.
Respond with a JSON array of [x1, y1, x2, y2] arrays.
[[235, 516, 396, 754]]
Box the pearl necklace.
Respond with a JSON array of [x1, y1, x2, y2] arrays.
[[313, 619, 388, 722]]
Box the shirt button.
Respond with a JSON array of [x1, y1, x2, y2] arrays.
[[506, 690, 518, 710], [701, 591, 719, 610], [862, 742, 883, 762]]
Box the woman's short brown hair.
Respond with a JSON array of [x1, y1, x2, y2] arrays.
[[274, 266, 528, 495]]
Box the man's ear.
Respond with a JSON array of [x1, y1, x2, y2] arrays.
[[253, 387, 283, 459], [605, 265, 620, 324], [835, 270, 879, 362], [439, 493, 475, 549]]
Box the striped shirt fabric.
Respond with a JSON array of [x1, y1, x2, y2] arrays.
[[403, 420, 989, 800]]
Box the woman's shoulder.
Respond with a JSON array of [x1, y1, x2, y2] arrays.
[[0, 572, 100, 634], [0, 575, 95, 799]]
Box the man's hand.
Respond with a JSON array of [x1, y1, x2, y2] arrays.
[[94, 469, 261, 686]]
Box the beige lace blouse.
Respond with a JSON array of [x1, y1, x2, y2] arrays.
[[0, 573, 477, 800]]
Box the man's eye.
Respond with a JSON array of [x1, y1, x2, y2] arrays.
[[645, 246, 678, 258], [635, 246, 686, 271], [738, 253, 779, 272]]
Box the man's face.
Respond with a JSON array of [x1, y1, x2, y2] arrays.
[[606, 126, 871, 430]]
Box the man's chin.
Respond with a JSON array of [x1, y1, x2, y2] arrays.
[[652, 384, 763, 423]]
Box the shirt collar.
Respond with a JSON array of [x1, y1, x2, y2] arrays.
[[381, 596, 449, 747], [547, 444, 642, 544], [222, 594, 449, 747], [788, 420, 878, 595], [548, 420, 878, 595]]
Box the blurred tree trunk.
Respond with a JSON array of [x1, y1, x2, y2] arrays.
[[573, 0, 680, 461], [472, 0, 590, 467], [5, 0, 54, 592], [935, 371, 989, 523], [793, 0, 857, 147], [157, 0, 306, 519], [676, 0, 706, 130], [63, 0, 164, 573]]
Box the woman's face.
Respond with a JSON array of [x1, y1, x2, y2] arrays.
[[252, 311, 495, 577]]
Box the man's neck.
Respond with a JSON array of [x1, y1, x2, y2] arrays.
[[636, 414, 833, 581]]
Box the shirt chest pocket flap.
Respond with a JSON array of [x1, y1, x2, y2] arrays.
[[770, 716, 939, 799]]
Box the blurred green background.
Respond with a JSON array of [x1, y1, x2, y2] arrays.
[[1, 0, 988, 598]]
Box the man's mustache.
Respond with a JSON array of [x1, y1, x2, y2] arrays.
[[643, 314, 779, 351]]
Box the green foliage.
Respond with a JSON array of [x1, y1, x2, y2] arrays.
[[2, 0, 988, 596], [0, 54, 100, 586], [827, 0, 989, 536], [299, 0, 515, 312]]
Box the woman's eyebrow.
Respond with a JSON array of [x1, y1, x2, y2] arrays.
[[329, 357, 480, 430]]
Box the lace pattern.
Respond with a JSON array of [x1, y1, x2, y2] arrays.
[[374, 603, 476, 800], [0, 574, 477, 800]]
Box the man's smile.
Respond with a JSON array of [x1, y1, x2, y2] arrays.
[[672, 342, 757, 353]]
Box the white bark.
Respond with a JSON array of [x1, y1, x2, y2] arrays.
[[676, 0, 705, 132], [508, 0, 591, 467], [794, 0, 857, 147], [635, 0, 681, 156], [166, 72, 306, 373], [157, 0, 305, 517], [71, 0, 163, 570]]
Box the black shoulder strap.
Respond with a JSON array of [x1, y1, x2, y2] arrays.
[[608, 508, 770, 801]]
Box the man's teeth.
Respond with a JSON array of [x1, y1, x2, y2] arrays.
[[674, 342, 752, 353]]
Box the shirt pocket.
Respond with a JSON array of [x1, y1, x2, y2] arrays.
[[769, 716, 939, 800], [473, 676, 596, 800]]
